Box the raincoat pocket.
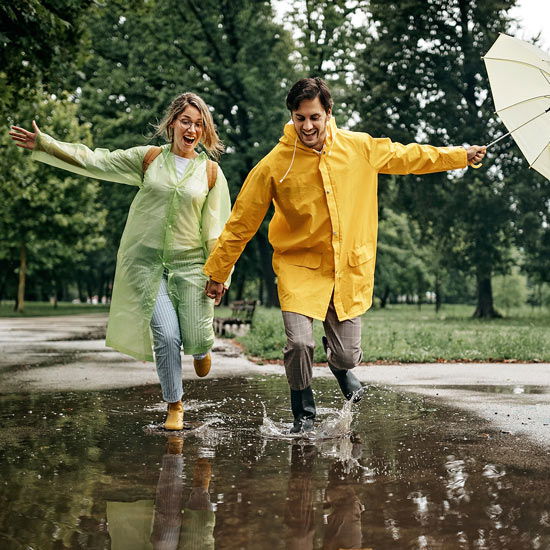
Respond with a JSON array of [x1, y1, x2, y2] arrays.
[[284, 250, 322, 269], [348, 244, 375, 267]]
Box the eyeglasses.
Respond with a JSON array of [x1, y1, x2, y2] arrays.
[[177, 118, 203, 131]]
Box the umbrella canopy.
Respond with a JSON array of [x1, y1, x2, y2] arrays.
[[483, 33, 550, 180]]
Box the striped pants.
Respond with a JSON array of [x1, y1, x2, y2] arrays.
[[151, 277, 212, 403]]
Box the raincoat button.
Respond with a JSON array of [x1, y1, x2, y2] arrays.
[[333, 231, 337, 236], [326, 189, 330, 194]]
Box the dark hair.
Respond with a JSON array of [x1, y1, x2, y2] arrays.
[[286, 77, 333, 113]]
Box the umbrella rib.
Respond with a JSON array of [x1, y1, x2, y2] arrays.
[[496, 94, 550, 114], [528, 141, 549, 171], [483, 56, 550, 75], [487, 107, 550, 148]]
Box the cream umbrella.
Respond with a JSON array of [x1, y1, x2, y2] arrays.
[[480, 33, 550, 179]]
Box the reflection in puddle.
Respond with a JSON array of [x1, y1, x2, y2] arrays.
[[427, 384, 549, 395], [107, 436, 216, 550], [0, 376, 549, 549]]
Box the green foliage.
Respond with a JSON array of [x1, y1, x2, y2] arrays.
[[375, 207, 433, 304], [351, 0, 530, 316], [2, 0, 549, 314], [0, 1, 92, 115], [513, 165, 550, 283], [0, 93, 106, 301], [67, 0, 298, 305], [493, 271, 528, 312], [283, 0, 367, 122], [239, 304, 550, 362]]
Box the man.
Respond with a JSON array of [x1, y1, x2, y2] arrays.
[[204, 77, 486, 433]]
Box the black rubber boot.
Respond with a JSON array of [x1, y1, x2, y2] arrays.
[[289, 387, 316, 434], [323, 336, 364, 403]]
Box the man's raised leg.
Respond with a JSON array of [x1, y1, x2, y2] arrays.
[[322, 300, 364, 402]]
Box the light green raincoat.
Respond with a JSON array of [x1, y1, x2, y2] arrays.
[[32, 133, 231, 361]]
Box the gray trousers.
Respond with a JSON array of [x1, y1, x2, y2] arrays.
[[282, 300, 363, 390]]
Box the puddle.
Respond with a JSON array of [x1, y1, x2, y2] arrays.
[[0, 377, 549, 549]]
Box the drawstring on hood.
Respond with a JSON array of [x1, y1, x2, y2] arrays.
[[279, 136, 298, 183], [278, 118, 337, 182]]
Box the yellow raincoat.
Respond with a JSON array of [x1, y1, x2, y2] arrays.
[[32, 133, 231, 361], [204, 119, 467, 321]]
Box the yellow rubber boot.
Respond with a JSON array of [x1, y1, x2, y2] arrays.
[[193, 353, 211, 377], [193, 458, 212, 490], [166, 435, 184, 455], [164, 401, 184, 431]]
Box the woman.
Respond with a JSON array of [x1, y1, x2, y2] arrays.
[[9, 93, 231, 430]]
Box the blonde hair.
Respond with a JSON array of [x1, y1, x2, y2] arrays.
[[153, 92, 224, 159]]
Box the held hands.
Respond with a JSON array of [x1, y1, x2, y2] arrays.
[[466, 145, 486, 167], [9, 121, 40, 150], [205, 278, 226, 306]]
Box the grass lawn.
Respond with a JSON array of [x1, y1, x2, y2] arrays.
[[238, 304, 550, 363], [0, 301, 110, 317]]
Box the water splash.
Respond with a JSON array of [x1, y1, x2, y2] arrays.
[[259, 398, 354, 441], [482, 463, 506, 479]]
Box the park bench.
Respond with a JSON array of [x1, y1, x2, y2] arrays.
[[213, 299, 258, 337]]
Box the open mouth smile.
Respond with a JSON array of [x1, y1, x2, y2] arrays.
[[183, 136, 195, 145]]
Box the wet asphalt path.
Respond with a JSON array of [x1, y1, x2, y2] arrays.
[[1, 314, 549, 450]]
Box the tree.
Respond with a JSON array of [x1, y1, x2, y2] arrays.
[[68, 0, 297, 305], [375, 208, 432, 307], [0, 94, 106, 311], [513, 163, 550, 285], [282, 0, 368, 124], [493, 270, 527, 314], [353, 0, 521, 317], [0, 1, 92, 116]]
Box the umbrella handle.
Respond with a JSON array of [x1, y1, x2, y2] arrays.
[[469, 162, 483, 169]]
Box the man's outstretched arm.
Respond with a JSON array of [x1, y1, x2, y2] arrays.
[[367, 135, 486, 175]]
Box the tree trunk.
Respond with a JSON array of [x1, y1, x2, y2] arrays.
[[52, 279, 59, 309], [16, 243, 27, 313], [235, 273, 245, 301], [380, 286, 390, 308], [435, 274, 442, 313], [473, 271, 501, 318], [258, 277, 264, 304], [76, 279, 84, 303]]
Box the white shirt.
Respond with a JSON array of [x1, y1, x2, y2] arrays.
[[174, 154, 191, 179]]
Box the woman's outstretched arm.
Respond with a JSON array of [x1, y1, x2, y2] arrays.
[[10, 121, 148, 187]]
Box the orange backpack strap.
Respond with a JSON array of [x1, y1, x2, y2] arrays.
[[142, 146, 162, 174], [206, 159, 218, 190]]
